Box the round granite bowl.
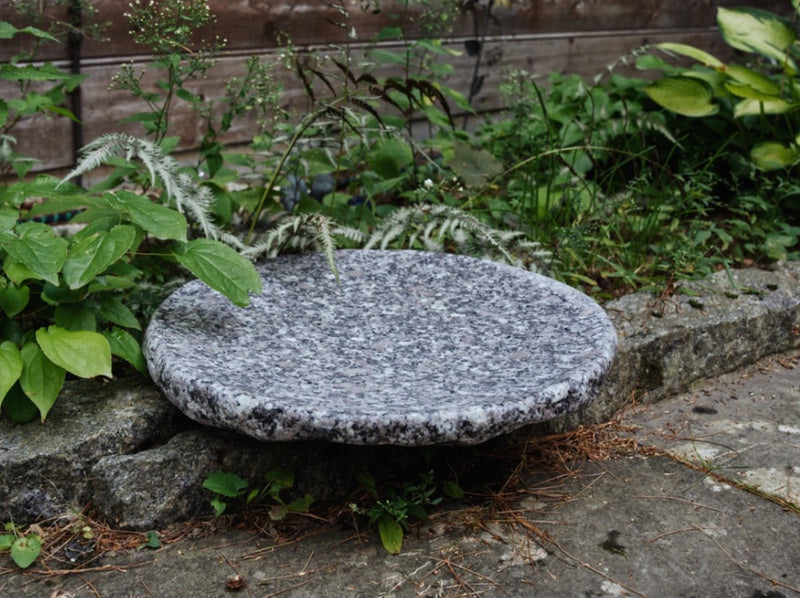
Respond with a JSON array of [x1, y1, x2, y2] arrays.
[[143, 250, 617, 446]]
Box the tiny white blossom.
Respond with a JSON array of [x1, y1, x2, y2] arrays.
[[423, 178, 434, 189]]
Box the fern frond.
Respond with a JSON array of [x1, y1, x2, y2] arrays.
[[365, 203, 551, 272]]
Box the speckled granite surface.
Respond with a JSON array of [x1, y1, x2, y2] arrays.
[[143, 250, 617, 445]]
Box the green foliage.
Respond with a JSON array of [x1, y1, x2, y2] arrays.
[[203, 468, 314, 521], [0, 523, 42, 569], [641, 5, 800, 170], [355, 470, 446, 554]]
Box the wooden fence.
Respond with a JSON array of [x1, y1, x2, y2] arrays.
[[0, 0, 791, 175]]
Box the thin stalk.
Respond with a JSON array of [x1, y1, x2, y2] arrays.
[[246, 109, 328, 244]]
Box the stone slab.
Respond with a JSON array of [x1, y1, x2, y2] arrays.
[[143, 250, 617, 446], [0, 377, 183, 523]]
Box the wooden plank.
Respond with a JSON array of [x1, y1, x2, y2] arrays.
[[1, 0, 791, 61], [5, 28, 740, 173]]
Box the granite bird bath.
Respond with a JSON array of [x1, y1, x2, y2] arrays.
[[143, 250, 617, 446]]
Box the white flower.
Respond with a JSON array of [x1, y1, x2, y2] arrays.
[[423, 178, 434, 189]]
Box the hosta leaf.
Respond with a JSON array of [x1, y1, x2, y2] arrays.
[[0, 341, 23, 409], [4, 222, 68, 286], [725, 64, 780, 96], [173, 239, 261, 307], [643, 77, 719, 117], [35, 326, 112, 379], [734, 97, 799, 117], [750, 141, 800, 170], [20, 343, 65, 422], [718, 7, 797, 69], [656, 42, 724, 68], [104, 327, 147, 374], [106, 191, 187, 241], [62, 225, 136, 289]]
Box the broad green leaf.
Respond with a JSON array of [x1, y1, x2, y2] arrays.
[[202, 471, 249, 498], [643, 77, 719, 117], [718, 7, 797, 69], [0, 208, 17, 234], [35, 326, 112, 379], [0, 534, 14, 549], [378, 515, 403, 554], [750, 141, 800, 170], [368, 139, 413, 179], [62, 225, 136, 289], [0, 341, 23, 409], [0, 283, 29, 317], [11, 535, 42, 569], [98, 295, 141, 330], [104, 327, 147, 374], [4, 222, 68, 285], [173, 239, 262, 307], [54, 304, 97, 331], [734, 97, 799, 117], [106, 191, 187, 241], [447, 141, 504, 187], [656, 42, 724, 68], [20, 343, 65, 422], [724, 64, 781, 98]]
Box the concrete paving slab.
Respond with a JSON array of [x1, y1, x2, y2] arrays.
[[4, 350, 800, 598], [626, 350, 800, 510]]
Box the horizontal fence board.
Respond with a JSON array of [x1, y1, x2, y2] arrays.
[[6, 28, 736, 173], [0, 0, 790, 61]]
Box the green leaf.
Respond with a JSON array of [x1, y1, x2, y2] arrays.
[[269, 505, 289, 521], [98, 295, 141, 330], [0, 283, 29, 317], [20, 343, 65, 422], [173, 239, 262, 307], [0, 63, 73, 82], [104, 327, 147, 374], [287, 493, 314, 513], [643, 77, 719, 117], [11, 535, 41, 569], [378, 515, 403, 554], [723, 64, 781, 100], [718, 7, 797, 68], [143, 531, 161, 549], [442, 481, 464, 499], [733, 98, 799, 117], [202, 471, 249, 498], [750, 141, 800, 170], [106, 191, 187, 241], [0, 341, 23, 409], [0, 22, 58, 43], [447, 141, 504, 187], [62, 225, 136, 289], [0, 534, 14, 550], [0, 99, 8, 128], [210, 497, 227, 518], [656, 42, 724, 68], [35, 326, 112, 379], [54, 304, 97, 331], [4, 222, 68, 286], [368, 139, 413, 179]]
